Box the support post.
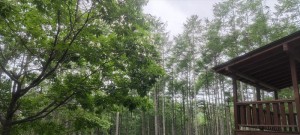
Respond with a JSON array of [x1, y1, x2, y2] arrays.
[[232, 76, 239, 131], [256, 86, 261, 101], [289, 57, 300, 131], [256, 86, 264, 130], [274, 91, 278, 100]]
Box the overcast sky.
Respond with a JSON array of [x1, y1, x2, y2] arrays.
[[143, 0, 277, 37], [143, 0, 222, 37]]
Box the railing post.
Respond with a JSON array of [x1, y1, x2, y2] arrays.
[[289, 57, 300, 131], [274, 90, 279, 131], [256, 86, 264, 130], [232, 76, 239, 131]]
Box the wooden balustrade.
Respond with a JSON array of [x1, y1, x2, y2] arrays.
[[236, 99, 298, 132]]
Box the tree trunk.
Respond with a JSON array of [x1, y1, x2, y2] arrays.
[[171, 74, 175, 135], [2, 122, 12, 135], [2, 95, 18, 135], [124, 113, 128, 135], [182, 86, 186, 135], [154, 84, 159, 135], [115, 112, 119, 135], [162, 82, 166, 135], [141, 111, 145, 135], [161, 40, 166, 135], [147, 113, 150, 135]]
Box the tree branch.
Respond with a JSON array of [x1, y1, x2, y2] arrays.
[[61, 0, 85, 45], [12, 93, 75, 125], [17, 54, 27, 77], [0, 45, 8, 61], [53, 10, 62, 48], [21, 41, 35, 56], [67, 2, 74, 29], [2, 16, 35, 56], [14, 65, 96, 125], [75, 0, 80, 21], [19, 54, 33, 84], [0, 63, 20, 84], [0, 45, 20, 83], [20, 7, 93, 96], [62, 3, 93, 44], [17, 9, 63, 96]]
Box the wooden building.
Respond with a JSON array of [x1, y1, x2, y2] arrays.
[[213, 31, 300, 135]]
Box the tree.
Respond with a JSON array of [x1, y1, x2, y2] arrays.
[[168, 15, 203, 135], [0, 0, 163, 134], [275, 0, 300, 28]]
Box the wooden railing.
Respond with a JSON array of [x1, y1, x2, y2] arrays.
[[236, 99, 298, 132]]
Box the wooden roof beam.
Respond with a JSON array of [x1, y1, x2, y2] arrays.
[[283, 43, 300, 63], [214, 45, 283, 72], [214, 33, 300, 72], [226, 67, 279, 91]]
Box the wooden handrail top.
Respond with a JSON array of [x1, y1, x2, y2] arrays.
[[239, 124, 298, 127], [236, 99, 294, 105]]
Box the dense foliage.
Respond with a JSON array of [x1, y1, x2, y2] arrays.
[[0, 0, 163, 134]]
